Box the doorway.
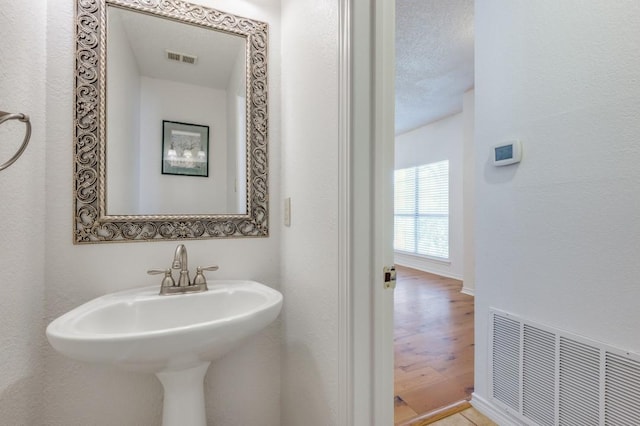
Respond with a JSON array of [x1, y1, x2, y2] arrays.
[[392, 1, 475, 423]]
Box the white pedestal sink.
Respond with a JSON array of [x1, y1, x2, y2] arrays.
[[46, 280, 282, 426]]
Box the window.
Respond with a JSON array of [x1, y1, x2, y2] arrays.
[[394, 160, 449, 260]]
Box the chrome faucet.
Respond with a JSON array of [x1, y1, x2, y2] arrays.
[[172, 244, 190, 287], [147, 244, 219, 295]]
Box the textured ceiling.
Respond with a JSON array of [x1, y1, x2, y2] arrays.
[[396, 0, 474, 135]]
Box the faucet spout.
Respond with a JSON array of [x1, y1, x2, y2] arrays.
[[172, 244, 190, 287]]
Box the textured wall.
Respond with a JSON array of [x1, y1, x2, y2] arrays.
[[474, 0, 640, 405], [395, 113, 466, 281], [280, 0, 341, 424], [43, 0, 282, 425], [0, 1, 47, 424]]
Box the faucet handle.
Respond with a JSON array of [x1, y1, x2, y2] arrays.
[[193, 265, 219, 287], [199, 266, 220, 272]]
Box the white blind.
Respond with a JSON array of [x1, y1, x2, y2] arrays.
[[394, 160, 449, 259]]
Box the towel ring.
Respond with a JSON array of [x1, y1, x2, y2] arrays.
[[0, 111, 32, 171]]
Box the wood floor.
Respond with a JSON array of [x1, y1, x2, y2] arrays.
[[394, 266, 475, 425]]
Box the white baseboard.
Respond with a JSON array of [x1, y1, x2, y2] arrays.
[[470, 393, 526, 426], [395, 253, 463, 281], [461, 287, 475, 296]]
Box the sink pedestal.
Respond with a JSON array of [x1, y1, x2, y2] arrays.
[[46, 281, 282, 426], [156, 362, 211, 426]]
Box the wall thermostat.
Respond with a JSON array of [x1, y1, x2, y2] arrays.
[[493, 140, 522, 166]]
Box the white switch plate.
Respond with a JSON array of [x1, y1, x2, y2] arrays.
[[284, 197, 291, 227]]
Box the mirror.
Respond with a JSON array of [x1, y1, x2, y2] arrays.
[[106, 7, 247, 216], [74, 0, 269, 243]]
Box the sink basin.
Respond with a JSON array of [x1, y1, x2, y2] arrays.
[[47, 280, 282, 373], [46, 280, 282, 426]]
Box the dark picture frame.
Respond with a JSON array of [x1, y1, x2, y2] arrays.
[[162, 120, 210, 177]]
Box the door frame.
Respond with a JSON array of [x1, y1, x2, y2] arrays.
[[338, 0, 395, 424]]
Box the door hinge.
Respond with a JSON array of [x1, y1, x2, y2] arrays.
[[383, 265, 396, 289]]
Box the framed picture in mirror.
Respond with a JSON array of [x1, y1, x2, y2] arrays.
[[162, 120, 210, 177]]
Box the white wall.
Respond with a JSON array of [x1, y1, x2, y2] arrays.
[[474, 0, 640, 412], [280, 0, 341, 424], [43, 1, 282, 425], [395, 112, 465, 280], [138, 77, 228, 215], [106, 10, 141, 214], [462, 89, 475, 294], [0, 1, 47, 424], [226, 48, 247, 213]]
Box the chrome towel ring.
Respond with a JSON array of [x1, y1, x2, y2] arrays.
[[0, 110, 32, 172]]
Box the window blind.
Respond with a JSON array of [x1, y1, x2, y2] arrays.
[[394, 160, 449, 259]]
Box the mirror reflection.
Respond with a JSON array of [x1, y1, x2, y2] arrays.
[[106, 6, 247, 215]]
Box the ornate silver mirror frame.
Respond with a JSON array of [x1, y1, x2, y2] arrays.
[[74, 0, 268, 243]]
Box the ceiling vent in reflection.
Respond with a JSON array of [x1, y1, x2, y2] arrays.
[[181, 54, 197, 64], [165, 50, 198, 65]]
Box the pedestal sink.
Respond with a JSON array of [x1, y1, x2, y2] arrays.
[[46, 280, 282, 426]]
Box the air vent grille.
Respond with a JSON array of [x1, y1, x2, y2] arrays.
[[165, 50, 198, 65], [522, 325, 555, 426], [559, 337, 600, 426], [490, 309, 640, 426], [491, 315, 520, 411], [181, 54, 197, 64], [166, 50, 181, 62], [605, 353, 640, 425]]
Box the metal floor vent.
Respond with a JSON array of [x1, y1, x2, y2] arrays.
[[490, 310, 640, 425]]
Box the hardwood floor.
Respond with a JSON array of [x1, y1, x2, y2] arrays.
[[394, 266, 475, 425]]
